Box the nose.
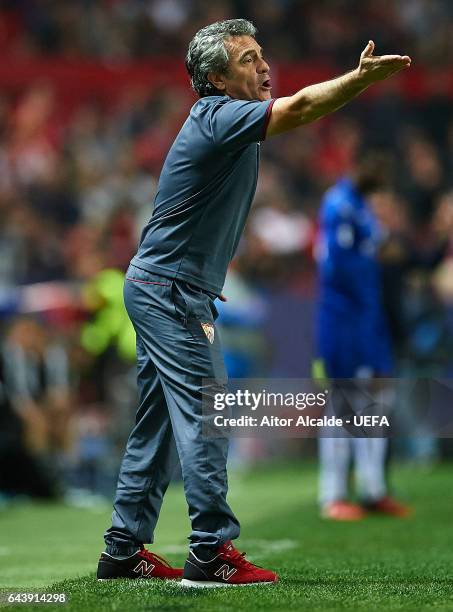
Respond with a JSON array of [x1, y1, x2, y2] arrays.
[[258, 57, 270, 74]]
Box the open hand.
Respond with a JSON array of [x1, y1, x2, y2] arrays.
[[358, 40, 411, 84]]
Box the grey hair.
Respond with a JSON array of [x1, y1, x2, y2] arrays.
[[185, 19, 257, 98]]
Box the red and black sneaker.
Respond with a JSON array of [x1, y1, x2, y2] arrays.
[[97, 546, 183, 580], [181, 541, 278, 588], [321, 500, 366, 521], [362, 496, 413, 518]]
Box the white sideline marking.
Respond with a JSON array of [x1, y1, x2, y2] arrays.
[[160, 539, 299, 556], [159, 544, 188, 554], [240, 539, 299, 554]]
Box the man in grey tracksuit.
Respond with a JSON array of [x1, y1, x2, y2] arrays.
[[97, 18, 411, 587]]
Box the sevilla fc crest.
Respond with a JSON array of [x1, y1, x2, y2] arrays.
[[201, 322, 215, 344]]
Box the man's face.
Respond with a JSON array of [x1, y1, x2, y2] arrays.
[[209, 35, 271, 101]]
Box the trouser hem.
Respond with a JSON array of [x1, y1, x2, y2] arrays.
[[105, 544, 141, 556]]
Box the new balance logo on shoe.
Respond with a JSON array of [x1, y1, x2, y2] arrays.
[[214, 564, 237, 581], [133, 560, 155, 577], [96, 548, 182, 580]]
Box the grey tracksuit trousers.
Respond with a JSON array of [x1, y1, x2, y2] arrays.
[[104, 264, 240, 556]]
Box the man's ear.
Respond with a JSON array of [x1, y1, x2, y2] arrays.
[[207, 72, 226, 92]]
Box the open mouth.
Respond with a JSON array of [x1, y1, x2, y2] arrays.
[[261, 79, 271, 89]]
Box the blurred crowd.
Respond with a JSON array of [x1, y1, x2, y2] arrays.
[[0, 1, 452, 502], [1, 0, 452, 67]]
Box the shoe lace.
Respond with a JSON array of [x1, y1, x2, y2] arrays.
[[222, 542, 257, 570], [138, 546, 172, 568]]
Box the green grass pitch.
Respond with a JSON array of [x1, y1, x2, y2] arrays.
[[1, 463, 453, 611]]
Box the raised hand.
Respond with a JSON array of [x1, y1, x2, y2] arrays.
[[358, 40, 411, 84], [267, 39, 412, 135]]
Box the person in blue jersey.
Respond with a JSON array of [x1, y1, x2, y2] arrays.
[[316, 154, 411, 521], [96, 19, 411, 586]]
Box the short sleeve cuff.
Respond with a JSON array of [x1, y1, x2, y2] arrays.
[[261, 99, 275, 141]]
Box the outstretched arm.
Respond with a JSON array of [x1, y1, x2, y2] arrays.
[[266, 41, 411, 137]]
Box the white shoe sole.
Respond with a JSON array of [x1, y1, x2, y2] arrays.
[[180, 579, 275, 588], [97, 578, 181, 582], [97, 578, 157, 583]]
